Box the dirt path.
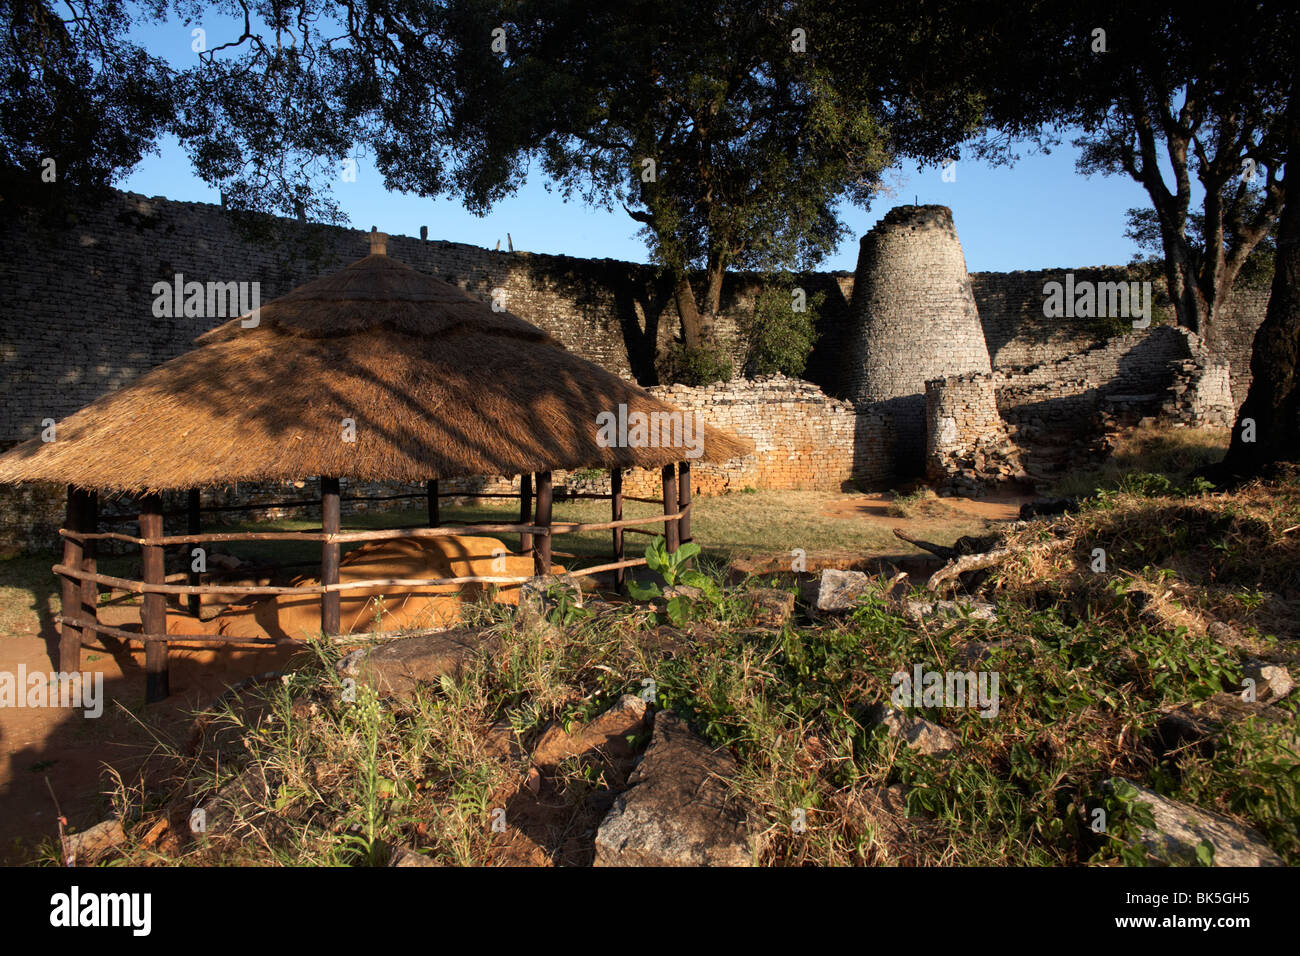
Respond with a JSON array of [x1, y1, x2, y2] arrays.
[[0, 617, 297, 863]]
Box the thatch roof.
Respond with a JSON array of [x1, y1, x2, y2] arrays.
[[0, 237, 751, 493]]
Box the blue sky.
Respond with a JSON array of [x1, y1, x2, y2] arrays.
[[121, 12, 1157, 274]]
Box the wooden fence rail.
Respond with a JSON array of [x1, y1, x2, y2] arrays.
[[55, 463, 691, 704]]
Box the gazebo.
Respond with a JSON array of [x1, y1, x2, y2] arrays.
[[0, 233, 750, 701]]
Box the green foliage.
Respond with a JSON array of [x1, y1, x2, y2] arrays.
[[739, 277, 822, 377], [1126, 206, 1278, 293], [626, 538, 722, 626], [543, 581, 590, 628], [1, 0, 174, 203], [1094, 471, 1217, 502], [660, 342, 734, 386]]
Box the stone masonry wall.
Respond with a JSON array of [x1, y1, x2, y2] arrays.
[[924, 374, 1026, 495], [842, 206, 993, 476], [993, 325, 1200, 432], [969, 268, 1270, 410], [622, 374, 891, 495]]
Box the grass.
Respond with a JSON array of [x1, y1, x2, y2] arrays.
[[57, 465, 1296, 868], [1046, 423, 1231, 499], [8, 426, 1297, 867]]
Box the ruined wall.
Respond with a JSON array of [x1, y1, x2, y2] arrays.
[[924, 374, 1026, 495], [923, 325, 1235, 491], [0, 192, 681, 443], [993, 325, 1201, 432], [970, 267, 1270, 409], [627, 375, 891, 494], [0, 190, 1276, 553], [0, 191, 1270, 446]]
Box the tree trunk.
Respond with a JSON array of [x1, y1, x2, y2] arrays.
[[1221, 76, 1300, 478], [673, 272, 704, 348], [703, 249, 726, 338]]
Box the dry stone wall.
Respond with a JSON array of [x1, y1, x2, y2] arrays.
[[923, 325, 1235, 490], [969, 268, 1270, 410], [924, 374, 1026, 495], [842, 205, 994, 476], [0, 189, 1276, 552], [993, 325, 1200, 432], [621, 375, 891, 496]]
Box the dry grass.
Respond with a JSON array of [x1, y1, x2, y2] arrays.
[[1047, 423, 1231, 499]]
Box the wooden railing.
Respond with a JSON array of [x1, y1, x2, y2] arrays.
[[54, 464, 694, 702]]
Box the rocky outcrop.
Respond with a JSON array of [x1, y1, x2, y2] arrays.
[[594, 712, 752, 867]]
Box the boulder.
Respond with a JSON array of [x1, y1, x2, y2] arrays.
[[815, 569, 875, 612], [1109, 779, 1284, 867], [739, 588, 796, 629], [872, 706, 960, 756], [531, 694, 650, 785], [336, 628, 495, 701], [594, 711, 752, 867], [903, 599, 998, 623], [62, 818, 125, 864], [1243, 660, 1294, 702], [387, 844, 436, 867]]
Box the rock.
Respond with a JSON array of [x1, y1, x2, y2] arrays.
[[62, 818, 125, 864], [388, 844, 436, 867], [872, 706, 960, 756], [531, 694, 650, 778], [1108, 779, 1284, 867], [594, 711, 752, 867], [903, 599, 998, 623], [815, 569, 875, 612], [1243, 660, 1294, 702], [660, 584, 704, 603], [192, 768, 271, 839], [953, 640, 1003, 667], [739, 588, 796, 629], [1157, 693, 1300, 759], [520, 574, 584, 614], [336, 628, 494, 701]]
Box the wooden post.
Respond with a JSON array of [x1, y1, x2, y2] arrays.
[[321, 477, 341, 635], [661, 464, 680, 554], [532, 471, 552, 575], [518, 473, 533, 554], [611, 468, 625, 590], [427, 479, 440, 527], [677, 460, 692, 547], [58, 486, 86, 675], [140, 493, 168, 703], [186, 488, 201, 617], [79, 491, 99, 645]]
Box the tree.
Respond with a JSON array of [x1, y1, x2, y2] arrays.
[[457, 0, 892, 352], [970, 1, 1291, 341], [0, 0, 173, 204], [1221, 62, 1300, 476]]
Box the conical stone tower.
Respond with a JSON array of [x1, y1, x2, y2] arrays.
[[844, 205, 992, 476]]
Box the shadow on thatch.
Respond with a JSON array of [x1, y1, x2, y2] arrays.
[[0, 245, 751, 493]]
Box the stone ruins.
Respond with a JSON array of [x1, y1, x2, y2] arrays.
[[0, 192, 1266, 551]]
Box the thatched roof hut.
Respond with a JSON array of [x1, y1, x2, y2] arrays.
[[0, 235, 749, 492], [2, 233, 750, 701]]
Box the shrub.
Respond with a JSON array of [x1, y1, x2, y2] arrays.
[[660, 342, 733, 386], [739, 279, 822, 377]]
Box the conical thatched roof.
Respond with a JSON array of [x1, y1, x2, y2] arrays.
[[0, 239, 751, 494]]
